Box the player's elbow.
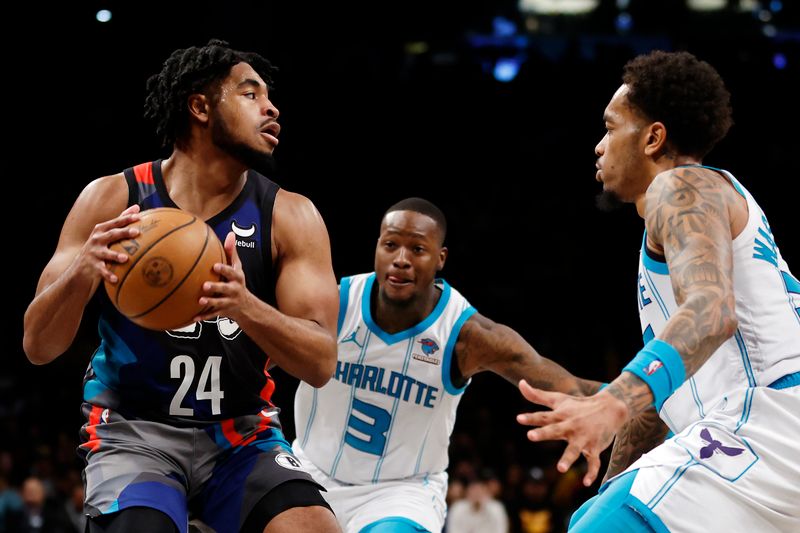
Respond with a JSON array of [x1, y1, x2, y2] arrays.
[[720, 315, 739, 340], [22, 334, 57, 365], [719, 294, 739, 340], [308, 340, 338, 388]]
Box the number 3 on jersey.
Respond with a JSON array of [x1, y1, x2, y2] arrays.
[[345, 398, 391, 455], [170, 355, 225, 416]]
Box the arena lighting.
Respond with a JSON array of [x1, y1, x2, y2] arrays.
[[686, 0, 726, 10], [773, 52, 787, 69], [616, 12, 633, 33], [518, 0, 599, 15], [493, 57, 522, 82], [96, 9, 112, 22]]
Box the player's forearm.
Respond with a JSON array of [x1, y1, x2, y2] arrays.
[[519, 357, 603, 396], [606, 294, 738, 421], [602, 408, 669, 483], [235, 296, 337, 387], [23, 265, 99, 364]]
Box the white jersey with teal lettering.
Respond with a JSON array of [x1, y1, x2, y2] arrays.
[[294, 273, 475, 484], [637, 167, 800, 433]]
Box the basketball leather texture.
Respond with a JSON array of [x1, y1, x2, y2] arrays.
[[104, 207, 225, 330]]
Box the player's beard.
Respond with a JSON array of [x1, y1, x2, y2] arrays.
[[211, 112, 276, 176], [596, 190, 625, 212]]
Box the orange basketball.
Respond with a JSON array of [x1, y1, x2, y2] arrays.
[[104, 207, 226, 331]]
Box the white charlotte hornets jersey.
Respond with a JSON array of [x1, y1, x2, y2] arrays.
[[294, 272, 475, 484], [637, 167, 800, 433]]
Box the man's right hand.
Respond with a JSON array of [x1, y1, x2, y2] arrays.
[[79, 204, 141, 285]]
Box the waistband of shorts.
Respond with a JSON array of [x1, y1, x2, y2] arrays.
[[767, 371, 800, 390]]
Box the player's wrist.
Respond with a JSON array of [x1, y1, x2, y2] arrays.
[[622, 339, 686, 411]]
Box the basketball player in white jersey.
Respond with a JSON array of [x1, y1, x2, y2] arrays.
[[517, 51, 800, 531], [294, 197, 603, 533]]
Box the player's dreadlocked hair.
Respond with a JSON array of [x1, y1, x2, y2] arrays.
[[385, 197, 447, 244], [622, 50, 733, 159], [144, 39, 276, 148]]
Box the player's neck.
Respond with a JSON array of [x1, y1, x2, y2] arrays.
[[373, 284, 441, 334], [161, 149, 248, 218]]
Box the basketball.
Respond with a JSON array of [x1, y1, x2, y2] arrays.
[[104, 207, 226, 331]]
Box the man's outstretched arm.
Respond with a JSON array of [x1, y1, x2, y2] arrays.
[[517, 167, 739, 486]]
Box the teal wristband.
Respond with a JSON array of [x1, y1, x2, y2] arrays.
[[622, 339, 686, 411], [598, 383, 609, 391]]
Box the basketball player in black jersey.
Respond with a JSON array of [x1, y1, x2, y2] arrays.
[[23, 40, 341, 533]]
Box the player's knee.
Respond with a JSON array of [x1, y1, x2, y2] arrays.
[[360, 517, 429, 533]]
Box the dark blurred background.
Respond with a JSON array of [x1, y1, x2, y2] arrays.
[[4, 1, 799, 531]]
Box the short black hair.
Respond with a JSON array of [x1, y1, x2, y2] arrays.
[[384, 197, 447, 244], [622, 50, 733, 159], [144, 39, 277, 148]]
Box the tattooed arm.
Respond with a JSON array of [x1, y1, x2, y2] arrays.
[[517, 167, 740, 486], [602, 410, 669, 483], [454, 312, 602, 395], [608, 166, 739, 418]]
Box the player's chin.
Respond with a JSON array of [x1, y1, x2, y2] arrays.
[[383, 284, 415, 303]]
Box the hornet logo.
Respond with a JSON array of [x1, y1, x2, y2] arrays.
[[419, 339, 440, 355], [413, 338, 441, 365], [699, 428, 744, 460]]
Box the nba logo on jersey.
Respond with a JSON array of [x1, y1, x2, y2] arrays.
[[413, 338, 441, 365]]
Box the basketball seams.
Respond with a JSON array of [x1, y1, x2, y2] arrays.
[[128, 222, 211, 323], [113, 211, 197, 309]]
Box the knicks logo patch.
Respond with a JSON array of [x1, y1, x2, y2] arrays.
[[644, 360, 663, 376]]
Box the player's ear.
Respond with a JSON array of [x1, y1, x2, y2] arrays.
[[644, 121, 667, 156], [437, 247, 448, 272], [187, 94, 210, 124]]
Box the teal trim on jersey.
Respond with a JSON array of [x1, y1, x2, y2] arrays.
[[338, 276, 353, 335], [782, 271, 800, 294], [779, 271, 800, 324], [330, 329, 373, 478], [105, 500, 120, 514], [688, 377, 705, 418], [640, 256, 670, 321], [361, 273, 452, 345], [735, 388, 755, 433], [647, 457, 697, 510], [676, 163, 745, 198], [641, 232, 669, 275], [568, 470, 669, 532], [441, 306, 478, 395], [768, 371, 800, 390], [359, 516, 429, 532], [413, 422, 433, 476], [85, 319, 139, 400], [733, 330, 757, 387], [300, 387, 318, 449], [372, 337, 415, 482]]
